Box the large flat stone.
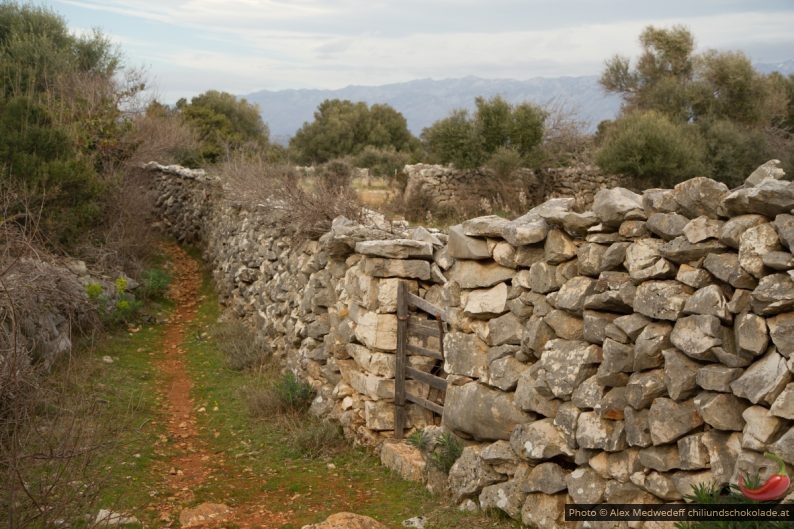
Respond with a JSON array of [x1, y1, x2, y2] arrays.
[[355, 239, 433, 259], [447, 260, 514, 289], [444, 382, 532, 441]]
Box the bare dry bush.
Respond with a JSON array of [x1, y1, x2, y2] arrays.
[[220, 152, 364, 240], [121, 111, 199, 169], [541, 98, 594, 166]]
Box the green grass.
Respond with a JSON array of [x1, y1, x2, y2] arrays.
[[180, 268, 521, 529]]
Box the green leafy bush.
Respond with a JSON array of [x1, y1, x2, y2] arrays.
[[352, 145, 410, 178], [428, 432, 462, 474], [596, 110, 707, 186], [138, 268, 172, 301], [675, 481, 793, 529]]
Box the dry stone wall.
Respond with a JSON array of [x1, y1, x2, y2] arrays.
[[150, 159, 794, 529]]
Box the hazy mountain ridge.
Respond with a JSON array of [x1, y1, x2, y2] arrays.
[[245, 60, 794, 144]]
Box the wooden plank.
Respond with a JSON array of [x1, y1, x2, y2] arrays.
[[406, 366, 447, 391], [405, 292, 447, 321], [406, 343, 443, 361], [394, 281, 408, 439], [406, 392, 444, 415], [407, 319, 441, 338]]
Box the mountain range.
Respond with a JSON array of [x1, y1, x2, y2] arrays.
[[244, 60, 794, 145]]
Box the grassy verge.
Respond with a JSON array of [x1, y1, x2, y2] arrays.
[[181, 264, 520, 529]]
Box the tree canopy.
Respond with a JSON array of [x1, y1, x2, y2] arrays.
[[421, 95, 546, 169], [598, 25, 794, 186], [177, 90, 269, 163], [289, 99, 416, 164]]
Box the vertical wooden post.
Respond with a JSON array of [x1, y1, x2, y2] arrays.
[[394, 281, 408, 439]]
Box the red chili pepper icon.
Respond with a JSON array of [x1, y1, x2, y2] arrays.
[[739, 452, 790, 502]]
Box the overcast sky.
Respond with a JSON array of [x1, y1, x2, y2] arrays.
[[40, 0, 794, 103]]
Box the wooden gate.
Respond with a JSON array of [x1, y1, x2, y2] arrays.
[[394, 281, 448, 439]]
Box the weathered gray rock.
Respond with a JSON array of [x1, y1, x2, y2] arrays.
[[597, 387, 628, 420], [447, 224, 491, 259], [603, 480, 659, 504], [633, 281, 693, 321], [522, 462, 568, 494], [614, 313, 651, 340], [514, 244, 546, 267], [380, 441, 426, 482], [593, 187, 644, 227], [678, 433, 710, 470], [556, 276, 598, 314], [487, 312, 523, 346], [739, 223, 781, 278], [774, 213, 794, 251], [503, 216, 549, 246], [521, 493, 568, 529], [696, 365, 743, 392], [354, 311, 398, 351], [523, 315, 556, 356], [672, 471, 717, 498], [643, 187, 679, 213], [770, 383, 794, 419], [527, 262, 563, 294], [701, 430, 742, 486], [619, 220, 649, 238], [571, 375, 606, 410], [488, 356, 527, 391], [762, 250, 794, 270], [632, 471, 682, 501], [648, 398, 703, 445], [543, 310, 583, 340], [639, 445, 681, 472], [583, 310, 619, 345], [575, 412, 627, 452], [355, 239, 433, 259], [462, 215, 511, 238], [544, 229, 577, 264], [577, 243, 607, 277], [601, 242, 631, 271], [663, 349, 701, 400], [464, 282, 509, 318], [492, 241, 517, 268], [539, 340, 601, 398], [730, 350, 792, 406], [742, 405, 786, 451], [479, 480, 526, 519], [598, 338, 633, 385], [447, 261, 514, 289], [770, 429, 794, 466], [672, 177, 729, 219], [735, 312, 769, 356], [683, 216, 723, 243], [515, 369, 562, 417], [363, 257, 431, 280], [704, 253, 758, 289], [646, 212, 689, 241], [720, 214, 769, 249], [683, 285, 730, 322], [566, 467, 606, 504], [768, 312, 794, 358], [626, 370, 667, 409], [624, 239, 672, 281], [447, 445, 504, 501], [693, 392, 747, 431], [553, 401, 580, 448], [746, 159, 786, 186], [722, 178, 794, 217], [661, 237, 727, 264], [444, 382, 533, 441], [624, 407, 652, 447], [676, 264, 714, 289], [541, 207, 601, 237], [670, 315, 722, 361], [752, 273, 794, 315], [510, 418, 574, 460], [444, 332, 489, 379]]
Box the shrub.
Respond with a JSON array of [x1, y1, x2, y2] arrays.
[[596, 110, 707, 186], [138, 268, 172, 301], [213, 321, 266, 371], [428, 431, 462, 474], [280, 415, 346, 459], [246, 371, 315, 417], [486, 146, 523, 180], [352, 145, 410, 178], [699, 119, 774, 187]]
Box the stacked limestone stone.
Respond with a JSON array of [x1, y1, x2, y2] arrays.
[[151, 160, 794, 529]]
